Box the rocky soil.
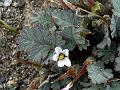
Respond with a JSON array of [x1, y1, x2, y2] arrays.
[[0, 0, 43, 90]]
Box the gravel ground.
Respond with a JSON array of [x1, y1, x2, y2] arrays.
[[0, 0, 43, 90]]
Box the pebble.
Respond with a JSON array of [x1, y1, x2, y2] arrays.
[[3, 0, 12, 7], [0, 0, 42, 89]]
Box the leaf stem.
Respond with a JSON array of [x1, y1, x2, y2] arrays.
[[0, 19, 19, 34], [71, 64, 87, 84], [76, 7, 103, 18], [62, 0, 102, 18]]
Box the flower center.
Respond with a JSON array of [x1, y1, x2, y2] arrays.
[[58, 53, 65, 60]]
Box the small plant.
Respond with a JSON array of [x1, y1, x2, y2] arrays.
[[17, 0, 120, 90]]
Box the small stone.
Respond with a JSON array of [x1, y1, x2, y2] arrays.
[[7, 80, 16, 86], [13, 0, 25, 7], [12, 2, 18, 7], [3, 0, 12, 7]]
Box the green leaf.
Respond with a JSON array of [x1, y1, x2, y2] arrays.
[[51, 81, 60, 90], [82, 84, 106, 90], [52, 9, 83, 29], [114, 57, 120, 72], [97, 25, 111, 49], [38, 83, 51, 90], [106, 82, 120, 90], [93, 43, 117, 64], [30, 10, 54, 28], [87, 62, 113, 84], [18, 25, 65, 62], [118, 43, 120, 56], [112, 0, 120, 37], [112, 0, 120, 17], [110, 15, 117, 38], [62, 26, 90, 51]]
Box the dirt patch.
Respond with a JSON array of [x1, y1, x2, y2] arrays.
[[0, 0, 43, 90]]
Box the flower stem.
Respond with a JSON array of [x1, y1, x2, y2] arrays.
[[71, 64, 87, 84], [76, 7, 102, 18], [0, 19, 19, 34], [62, 0, 102, 18]]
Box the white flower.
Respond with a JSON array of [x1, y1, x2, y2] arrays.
[[53, 47, 71, 67], [61, 82, 73, 90]]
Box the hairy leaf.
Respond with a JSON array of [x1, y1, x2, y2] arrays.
[[51, 81, 60, 90], [114, 57, 120, 72], [118, 42, 120, 56], [110, 15, 117, 38], [106, 82, 120, 90], [38, 83, 50, 90], [97, 25, 111, 49], [87, 62, 113, 84], [82, 84, 106, 90], [52, 9, 83, 29], [112, 0, 120, 37], [112, 0, 120, 17], [18, 25, 65, 62], [93, 43, 117, 64], [30, 10, 54, 28], [62, 26, 90, 51]]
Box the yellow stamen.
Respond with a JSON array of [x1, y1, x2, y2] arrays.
[[58, 53, 65, 60]]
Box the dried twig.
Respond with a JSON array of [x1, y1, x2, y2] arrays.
[[0, 19, 19, 34], [61, 0, 102, 18]]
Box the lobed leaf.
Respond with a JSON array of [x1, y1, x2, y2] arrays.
[[97, 25, 111, 49], [52, 9, 83, 29], [87, 62, 113, 84], [30, 10, 53, 26], [18, 24, 65, 63], [114, 57, 120, 72], [112, 0, 120, 17], [82, 84, 106, 90], [106, 82, 120, 90], [62, 26, 90, 51], [93, 42, 117, 64]]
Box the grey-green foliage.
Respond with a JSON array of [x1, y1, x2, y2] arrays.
[[112, 0, 120, 17], [82, 84, 106, 90], [111, 0, 120, 37], [114, 57, 120, 72], [110, 15, 117, 38], [83, 82, 120, 90], [52, 9, 83, 29], [30, 10, 54, 28], [106, 82, 120, 90], [97, 25, 111, 49], [51, 81, 60, 90], [62, 26, 90, 51], [17, 0, 120, 89], [18, 6, 88, 62], [93, 43, 117, 64], [18, 24, 65, 62], [38, 83, 50, 90], [113, 15, 120, 37], [87, 62, 113, 84]]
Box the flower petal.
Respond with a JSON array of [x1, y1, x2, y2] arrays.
[[57, 60, 65, 67], [64, 58, 71, 67], [55, 47, 62, 54], [53, 54, 59, 61], [62, 49, 69, 56]]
